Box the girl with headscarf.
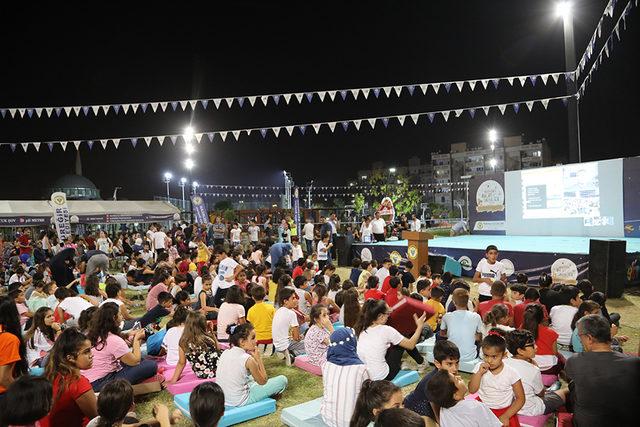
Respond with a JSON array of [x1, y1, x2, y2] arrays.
[[320, 327, 369, 427]]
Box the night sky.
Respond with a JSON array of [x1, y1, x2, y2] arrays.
[[0, 1, 637, 200]]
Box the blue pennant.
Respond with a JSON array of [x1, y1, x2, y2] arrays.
[[382, 118, 389, 127], [305, 93, 314, 102], [407, 85, 416, 96], [201, 99, 209, 109], [565, 72, 574, 82], [131, 138, 138, 148], [113, 105, 121, 114], [27, 109, 33, 118], [444, 83, 451, 93], [237, 97, 245, 108], [1, 109, 6, 118], [298, 125, 307, 135], [341, 121, 349, 131], [468, 109, 476, 118], [140, 103, 148, 113], [562, 98, 569, 107], [82, 106, 90, 116], [513, 103, 520, 114], [55, 107, 63, 117], [47, 143, 54, 152], [260, 129, 268, 138], [171, 101, 178, 111], [87, 140, 94, 150], [340, 90, 348, 100], [170, 135, 178, 145], [207, 133, 215, 142], [427, 113, 435, 123], [491, 79, 500, 89], [373, 88, 381, 98], [10, 143, 16, 152], [529, 75, 537, 86], [273, 95, 281, 105]]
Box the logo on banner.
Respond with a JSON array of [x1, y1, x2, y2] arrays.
[[389, 251, 403, 265], [500, 258, 515, 276], [551, 258, 579, 284], [50, 192, 71, 241], [458, 256, 473, 271], [407, 245, 418, 260], [377, 197, 395, 224], [190, 195, 210, 225], [476, 180, 505, 213]]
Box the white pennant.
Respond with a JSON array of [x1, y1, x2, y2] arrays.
[[195, 133, 203, 143], [151, 103, 159, 112], [383, 87, 392, 97], [261, 96, 269, 106], [393, 86, 403, 97], [21, 143, 29, 152], [113, 139, 120, 149], [411, 114, 419, 124], [431, 83, 440, 94], [353, 120, 362, 130], [454, 109, 464, 117], [220, 131, 228, 141], [60, 142, 68, 151], [498, 104, 507, 114], [351, 89, 360, 100], [420, 84, 428, 94], [122, 104, 130, 114], [248, 96, 257, 106], [73, 141, 81, 150], [64, 107, 73, 117], [188, 100, 198, 110], [8, 109, 16, 118], [397, 116, 405, 126], [158, 137, 165, 146], [131, 104, 139, 114], [283, 94, 292, 104], [367, 118, 376, 129], [35, 108, 42, 118], [72, 106, 81, 116], [551, 74, 560, 84], [101, 105, 110, 115], [101, 139, 108, 149], [19, 108, 26, 118], [455, 81, 464, 92], [442, 111, 450, 122], [273, 128, 281, 138], [604, 44, 609, 57], [225, 98, 234, 108], [481, 79, 490, 89], [506, 77, 514, 86], [328, 122, 337, 132], [160, 102, 168, 112], [232, 131, 241, 141], [213, 99, 222, 109], [46, 107, 54, 117], [312, 123, 322, 134], [144, 137, 152, 147], [540, 74, 550, 85], [33, 142, 41, 152], [285, 126, 294, 136], [361, 88, 370, 99], [483, 106, 491, 115], [317, 91, 326, 102], [526, 101, 534, 111], [541, 99, 550, 110], [327, 91, 336, 101], [518, 76, 527, 86], [295, 93, 304, 103], [469, 81, 477, 91], [246, 129, 253, 137]]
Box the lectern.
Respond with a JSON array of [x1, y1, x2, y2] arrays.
[[402, 231, 434, 279]]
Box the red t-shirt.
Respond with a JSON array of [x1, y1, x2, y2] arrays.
[[380, 276, 392, 294], [0, 332, 21, 394], [535, 325, 558, 355], [292, 266, 304, 279], [54, 303, 72, 323], [47, 374, 93, 427], [513, 300, 549, 329], [364, 289, 385, 301], [18, 234, 32, 255], [477, 299, 514, 321], [385, 288, 401, 307]]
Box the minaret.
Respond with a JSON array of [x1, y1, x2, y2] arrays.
[[75, 150, 82, 176]]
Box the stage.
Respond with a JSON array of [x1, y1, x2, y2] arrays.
[[351, 235, 640, 284]]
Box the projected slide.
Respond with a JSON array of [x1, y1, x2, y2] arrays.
[[521, 163, 604, 223]]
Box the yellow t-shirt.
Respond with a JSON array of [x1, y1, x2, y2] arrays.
[[425, 298, 446, 330], [188, 262, 197, 272], [268, 280, 278, 303], [247, 302, 276, 341], [358, 270, 371, 289], [197, 245, 209, 263]]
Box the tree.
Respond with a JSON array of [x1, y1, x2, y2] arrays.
[[354, 172, 422, 216], [353, 193, 365, 214], [214, 200, 233, 211]]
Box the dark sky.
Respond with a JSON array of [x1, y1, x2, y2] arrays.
[[0, 0, 637, 200]]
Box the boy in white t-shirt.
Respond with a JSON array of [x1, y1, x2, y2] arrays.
[[440, 288, 483, 362], [230, 223, 242, 246], [473, 245, 507, 302], [549, 285, 582, 345], [272, 288, 305, 359], [468, 332, 525, 427], [290, 237, 304, 262]]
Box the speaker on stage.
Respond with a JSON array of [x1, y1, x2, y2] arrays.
[[428, 255, 447, 275], [334, 235, 353, 267], [589, 239, 626, 298]]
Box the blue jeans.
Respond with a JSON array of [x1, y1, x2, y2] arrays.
[[246, 375, 288, 405], [304, 238, 314, 254], [90, 359, 158, 391]]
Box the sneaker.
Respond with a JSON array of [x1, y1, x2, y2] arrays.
[[401, 361, 413, 370], [416, 361, 429, 373]]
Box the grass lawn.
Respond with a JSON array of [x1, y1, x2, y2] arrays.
[[127, 267, 640, 426]]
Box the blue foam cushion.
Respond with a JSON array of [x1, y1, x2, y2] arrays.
[[281, 398, 328, 427], [332, 322, 344, 329], [416, 336, 435, 355], [174, 393, 276, 427], [29, 367, 45, 376], [391, 370, 420, 387]]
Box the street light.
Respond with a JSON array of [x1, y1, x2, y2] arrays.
[[555, 1, 572, 20], [192, 181, 199, 195], [185, 158, 195, 170], [185, 143, 195, 155], [163, 172, 172, 201], [184, 126, 195, 141], [489, 158, 497, 171], [488, 129, 498, 144], [179, 177, 187, 209], [389, 167, 396, 173]]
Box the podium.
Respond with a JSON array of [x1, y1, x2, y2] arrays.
[[403, 231, 434, 278]]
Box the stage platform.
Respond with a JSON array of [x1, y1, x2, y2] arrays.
[[351, 235, 640, 284]]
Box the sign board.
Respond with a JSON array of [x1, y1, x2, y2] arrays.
[[376, 197, 395, 224], [50, 192, 72, 241], [191, 195, 210, 225]]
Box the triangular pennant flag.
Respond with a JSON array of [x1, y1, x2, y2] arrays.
[[201, 100, 209, 110], [248, 96, 257, 106], [455, 81, 464, 92], [34, 143, 41, 151], [272, 95, 280, 105], [86, 140, 94, 150], [483, 106, 491, 115], [188, 100, 198, 110], [305, 93, 314, 102], [279, 93, 290, 104], [18, 108, 26, 118], [407, 85, 415, 96], [432, 83, 441, 94], [419, 84, 429, 94], [142, 103, 150, 113], [373, 88, 381, 98], [144, 137, 152, 147], [442, 111, 450, 122], [313, 123, 322, 134], [454, 109, 464, 117], [393, 86, 403, 97], [526, 101, 534, 111], [260, 95, 269, 106], [615, 24, 620, 40], [205, 133, 214, 143], [367, 118, 376, 129], [468, 108, 476, 118], [260, 129, 268, 139], [342, 121, 349, 131], [317, 91, 326, 102], [327, 91, 336, 101], [411, 114, 419, 124], [397, 116, 405, 126], [295, 93, 304, 103], [46, 107, 54, 117], [529, 75, 538, 86], [513, 103, 520, 114], [47, 143, 54, 152], [122, 104, 130, 114], [469, 81, 477, 91], [64, 107, 73, 117], [213, 98, 222, 109], [0, 109, 5, 118], [73, 141, 82, 150], [158, 137, 165, 146], [195, 133, 203, 143], [170, 135, 178, 145], [507, 77, 515, 86], [113, 105, 121, 114], [27, 109, 33, 118], [353, 119, 362, 130], [286, 126, 295, 136], [382, 117, 390, 127], [604, 43, 610, 57], [55, 107, 63, 117], [361, 88, 370, 99], [498, 104, 507, 114], [220, 131, 228, 142], [540, 74, 550, 85], [130, 138, 138, 148], [101, 139, 108, 149], [518, 76, 527, 86], [551, 73, 560, 84], [112, 139, 120, 149], [541, 99, 550, 109], [21, 143, 29, 152], [427, 113, 435, 123], [562, 98, 569, 107], [225, 98, 234, 108], [10, 143, 16, 152], [298, 125, 307, 135], [339, 90, 348, 101], [444, 83, 451, 92], [481, 80, 489, 90], [328, 122, 337, 132], [158, 102, 167, 112], [350, 89, 359, 100], [131, 104, 139, 114], [565, 72, 574, 82], [383, 87, 392, 97], [236, 98, 245, 108], [273, 127, 281, 138], [81, 106, 90, 116]]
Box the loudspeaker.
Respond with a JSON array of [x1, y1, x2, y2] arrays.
[[428, 254, 447, 275], [589, 239, 626, 298], [334, 235, 354, 267]]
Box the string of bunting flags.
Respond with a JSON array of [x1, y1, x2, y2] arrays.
[[0, 94, 575, 153], [200, 193, 281, 198], [200, 184, 282, 190], [308, 181, 468, 190], [0, 70, 574, 120], [577, 0, 636, 97]]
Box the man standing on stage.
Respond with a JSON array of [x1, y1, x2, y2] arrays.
[[410, 213, 421, 232], [371, 211, 386, 242]]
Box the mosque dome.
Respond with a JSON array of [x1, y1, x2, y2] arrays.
[[47, 174, 101, 200]]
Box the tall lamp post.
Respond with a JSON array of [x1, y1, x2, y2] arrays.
[[556, 1, 581, 163], [163, 172, 172, 202], [179, 177, 187, 210], [192, 181, 199, 195]]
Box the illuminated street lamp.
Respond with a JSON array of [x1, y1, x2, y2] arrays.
[[163, 172, 172, 201]]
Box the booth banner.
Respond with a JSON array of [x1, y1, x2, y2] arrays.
[[377, 197, 396, 224], [623, 157, 640, 237], [293, 187, 301, 236], [469, 172, 506, 235], [51, 192, 72, 241], [191, 195, 210, 225]]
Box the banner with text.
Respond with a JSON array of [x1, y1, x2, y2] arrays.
[[469, 172, 506, 235], [50, 192, 72, 241], [191, 195, 210, 225]]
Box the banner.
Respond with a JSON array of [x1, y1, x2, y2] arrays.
[[377, 197, 396, 224], [293, 187, 301, 236], [468, 173, 506, 235], [50, 192, 72, 241], [191, 195, 210, 225], [623, 157, 640, 237]]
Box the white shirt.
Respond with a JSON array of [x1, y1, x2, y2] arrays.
[[216, 346, 252, 406], [212, 257, 239, 295], [59, 296, 93, 319], [321, 362, 370, 427], [360, 222, 372, 242], [503, 358, 546, 416], [371, 218, 386, 234], [303, 223, 315, 240], [374, 267, 389, 289], [549, 305, 578, 345], [472, 362, 521, 409], [317, 241, 329, 261], [230, 228, 241, 243], [8, 273, 27, 284], [357, 325, 404, 380], [217, 303, 246, 341], [272, 307, 299, 351], [439, 399, 502, 427], [248, 225, 260, 242], [161, 325, 184, 366], [440, 310, 483, 362], [410, 219, 421, 231], [193, 276, 203, 297], [99, 298, 124, 307], [26, 329, 53, 366], [141, 251, 153, 263], [291, 245, 304, 262], [152, 231, 167, 250], [475, 258, 506, 297]]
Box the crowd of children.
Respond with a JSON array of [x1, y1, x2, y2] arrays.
[[1, 226, 639, 427]]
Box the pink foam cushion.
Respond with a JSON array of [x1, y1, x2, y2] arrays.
[[541, 374, 558, 387], [162, 364, 195, 382], [167, 378, 214, 395], [517, 413, 551, 427], [294, 355, 322, 376], [219, 342, 230, 350]]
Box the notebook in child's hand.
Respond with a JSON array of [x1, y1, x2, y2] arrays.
[[388, 297, 435, 336]]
